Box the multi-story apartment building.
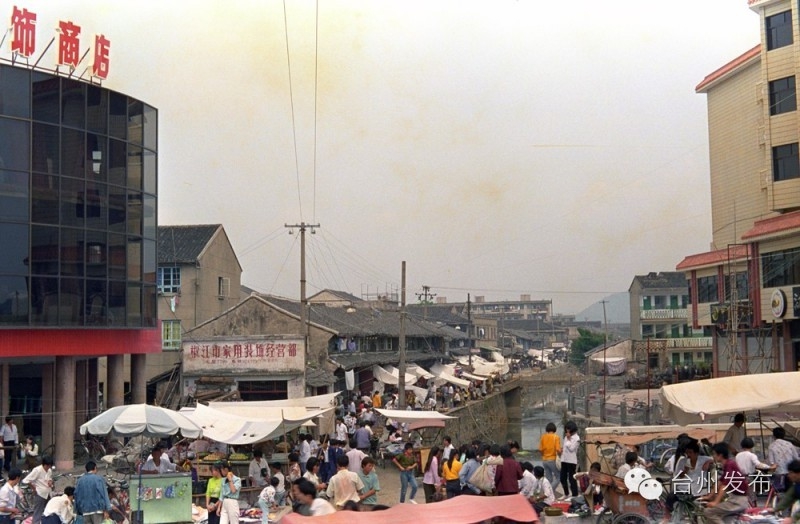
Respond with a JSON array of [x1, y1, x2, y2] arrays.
[[677, 0, 800, 375], [629, 272, 712, 368]]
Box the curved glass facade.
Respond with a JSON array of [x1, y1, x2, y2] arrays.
[[0, 64, 157, 328]]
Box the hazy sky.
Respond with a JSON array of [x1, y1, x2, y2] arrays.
[[5, 1, 761, 313]]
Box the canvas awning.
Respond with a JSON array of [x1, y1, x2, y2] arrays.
[[407, 364, 434, 380], [460, 371, 486, 382], [375, 409, 455, 422], [208, 392, 339, 436], [430, 364, 470, 388], [179, 404, 328, 444], [373, 365, 416, 386], [659, 371, 800, 425]]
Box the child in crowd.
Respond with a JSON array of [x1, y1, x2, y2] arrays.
[[269, 463, 286, 506], [258, 477, 279, 524], [575, 462, 604, 513]]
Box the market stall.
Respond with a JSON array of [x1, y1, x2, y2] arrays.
[[80, 404, 203, 524]]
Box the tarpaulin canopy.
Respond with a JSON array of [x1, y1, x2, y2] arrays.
[[383, 365, 420, 385], [460, 371, 486, 382], [214, 392, 339, 410], [80, 404, 202, 438], [373, 365, 416, 386], [430, 364, 470, 387], [407, 364, 434, 380], [204, 403, 333, 423], [375, 409, 455, 422], [281, 493, 537, 524], [210, 392, 339, 436], [179, 404, 311, 445], [660, 371, 800, 425], [586, 428, 716, 446]]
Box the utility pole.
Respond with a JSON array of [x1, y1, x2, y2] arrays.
[[467, 294, 473, 367], [285, 222, 320, 366], [416, 285, 436, 320], [601, 299, 609, 423], [398, 261, 407, 409]]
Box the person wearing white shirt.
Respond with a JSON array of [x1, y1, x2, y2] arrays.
[[0, 468, 22, 521], [248, 451, 269, 488], [736, 437, 776, 506], [524, 463, 555, 514], [42, 486, 75, 524], [441, 436, 455, 461], [0, 417, 19, 472], [299, 435, 311, 474], [141, 445, 176, 474], [23, 455, 54, 524], [674, 441, 713, 496], [559, 421, 580, 498], [335, 418, 348, 443], [519, 463, 536, 498]]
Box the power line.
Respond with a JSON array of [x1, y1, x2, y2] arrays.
[[282, 0, 303, 219]]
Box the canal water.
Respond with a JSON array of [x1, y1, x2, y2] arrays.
[[519, 383, 571, 463]]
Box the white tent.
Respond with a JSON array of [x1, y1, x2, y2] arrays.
[[430, 363, 471, 387], [373, 365, 416, 386], [660, 371, 800, 425], [375, 409, 455, 423], [209, 392, 339, 435], [407, 364, 434, 380], [382, 365, 419, 385], [179, 404, 317, 445]]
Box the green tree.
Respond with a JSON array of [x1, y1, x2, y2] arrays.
[[570, 328, 607, 365]]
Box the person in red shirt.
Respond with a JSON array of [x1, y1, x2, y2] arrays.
[[494, 445, 523, 495], [700, 443, 749, 524]]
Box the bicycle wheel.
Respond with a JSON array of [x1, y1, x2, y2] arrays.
[[612, 513, 650, 524], [41, 444, 56, 459], [596, 509, 614, 524], [73, 440, 90, 464], [87, 439, 106, 461]]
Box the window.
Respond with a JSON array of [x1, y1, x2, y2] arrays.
[[767, 11, 793, 50], [162, 320, 181, 350], [654, 295, 666, 309], [237, 380, 288, 401], [642, 324, 654, 337], [773, 143, 800, 182], [725, 272, 749, 302], [696, 275, 719, 303], [218, 276, 230, 298], [770, 76, 797, 115], [762, 248, 800, 287], [157, 266, 180, 294]]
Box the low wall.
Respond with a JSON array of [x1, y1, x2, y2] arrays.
[[433, 383, 521, 445]]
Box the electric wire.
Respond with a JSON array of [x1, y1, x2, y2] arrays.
[[269, 232, 299, 294], [313, 0, 319, 222], [283, 0, 303, 220]]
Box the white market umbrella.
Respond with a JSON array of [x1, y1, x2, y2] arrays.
[[80, 403, 203, 438]]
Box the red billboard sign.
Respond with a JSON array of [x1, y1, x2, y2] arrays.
[[8, 5, 110, 80]]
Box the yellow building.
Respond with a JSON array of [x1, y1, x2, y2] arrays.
[[678, 0, 800, 375]]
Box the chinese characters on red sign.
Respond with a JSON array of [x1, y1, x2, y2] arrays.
[[188, 342, 299, 366], [10, 6, 36, 57], [9, 6, 110, 79]]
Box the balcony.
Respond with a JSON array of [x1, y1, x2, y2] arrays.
[[651, 337, 712, 349], [640, 308, 688, 320]]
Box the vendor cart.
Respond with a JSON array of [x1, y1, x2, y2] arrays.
[[591, 471, 665, 524]]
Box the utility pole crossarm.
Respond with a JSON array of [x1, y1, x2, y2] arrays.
[[285, 222, 320, 376]]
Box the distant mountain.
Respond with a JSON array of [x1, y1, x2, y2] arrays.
[[575, 292, 630, 324]]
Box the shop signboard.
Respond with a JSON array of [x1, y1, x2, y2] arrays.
[[182, 337, 305, 374]]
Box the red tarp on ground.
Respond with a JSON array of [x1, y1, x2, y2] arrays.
[[280, 493, 539, 524]]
